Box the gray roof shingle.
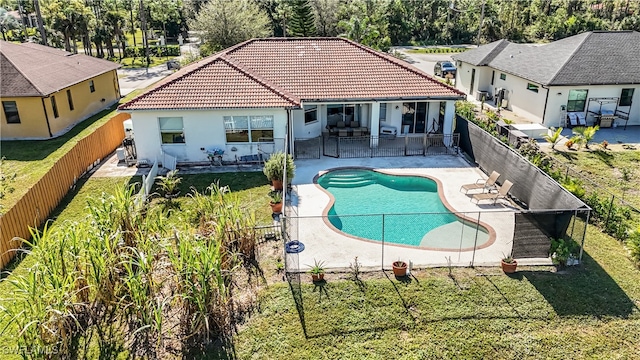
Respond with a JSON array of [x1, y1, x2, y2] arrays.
[[453, 31, 640, 86], [0, 41, 120, 97]]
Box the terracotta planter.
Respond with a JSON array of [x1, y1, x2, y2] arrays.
[[392, 261, 407, 277], [311, 273, 324, 282], [501, 259, 517, 273], [270, 201, 283, 213], [272, 179, 284, 190]]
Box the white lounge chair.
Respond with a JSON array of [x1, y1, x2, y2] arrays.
[[460, 171, 500, 194], [471, 180, 514, 205]]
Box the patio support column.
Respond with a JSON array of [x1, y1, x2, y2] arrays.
[[443, 100, 456, 146], [370, 102, 380, 148]]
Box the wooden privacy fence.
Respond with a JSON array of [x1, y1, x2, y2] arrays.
[[0, 113, 130, 269]]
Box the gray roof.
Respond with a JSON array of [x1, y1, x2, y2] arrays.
[[451, 39, 508, 66], [453, 31, 640, 86], [0, 41, 120, 97]]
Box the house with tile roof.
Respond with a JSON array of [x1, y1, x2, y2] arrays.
[[452, 31, 640, 129], [1, 41, 121, 140], [118, 37, 464, 164]]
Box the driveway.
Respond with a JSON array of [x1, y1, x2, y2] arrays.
[[393, 47, 457, 76], [118, 43, 200, 96]]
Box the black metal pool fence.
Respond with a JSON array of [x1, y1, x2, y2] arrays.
[[282, 209, 589, 272]]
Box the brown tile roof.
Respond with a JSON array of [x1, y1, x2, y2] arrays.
[[120, 38, 464, 111], [0, 41, 120, 97]]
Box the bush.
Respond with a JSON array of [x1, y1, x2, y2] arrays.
[[123, 45, 180, 58], [550, 238, 577, 267], [627, 227, 640, 265]]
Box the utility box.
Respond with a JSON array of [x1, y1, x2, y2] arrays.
[[116, 148, 126, 162]]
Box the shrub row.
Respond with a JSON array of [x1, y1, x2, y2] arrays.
[[410, 47, 468, 54], [455, 101, 639, 265], [123, 45, 180, 58]]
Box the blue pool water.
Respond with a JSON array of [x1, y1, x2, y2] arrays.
[[316, 169, 489, 248]]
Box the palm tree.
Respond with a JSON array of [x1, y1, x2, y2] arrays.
[[543, 127, 563, 150], [572, 125, 600, 149]]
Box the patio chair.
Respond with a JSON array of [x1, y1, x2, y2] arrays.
[[471, 180, 513, 205], [352, 128, 363, 137], [339, 129, 348, 137], [460, 171, 500, 194]]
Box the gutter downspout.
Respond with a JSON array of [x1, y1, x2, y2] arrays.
[[41, 97, 53, 138], [287, 109, 294, 155], [541, 86, 550, 126]]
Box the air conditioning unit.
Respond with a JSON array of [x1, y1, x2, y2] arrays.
[[476, 90, 490, 101]]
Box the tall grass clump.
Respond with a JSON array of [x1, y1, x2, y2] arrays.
[[190, 182, 259, 266], [168, 230, 237, 346], [0, 223, 88, 358], [2, 179, 267, 358]]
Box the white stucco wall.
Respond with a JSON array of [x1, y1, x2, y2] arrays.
[[455, 61, 475, 96], [544, 84, 640, 128], [293, 105, 324, 139], [128, 108, 287, 164], [495, 72, 548, 123]]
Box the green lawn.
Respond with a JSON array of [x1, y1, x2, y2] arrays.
[[0, 91, 140, 212], [234, 225, 640, 359], [548, 149, 640, 206]]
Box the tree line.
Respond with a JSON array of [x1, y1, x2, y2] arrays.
[[1, 0, 638, 59]]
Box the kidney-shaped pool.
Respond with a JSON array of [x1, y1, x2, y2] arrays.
[[315, 168, 492, 250]]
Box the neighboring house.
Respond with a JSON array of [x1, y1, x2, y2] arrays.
[[1, 41, 121, 140], [118, 37, 464, 164], [452, 31, 640, 128]]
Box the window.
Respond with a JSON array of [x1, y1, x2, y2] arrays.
[[402, 102, 429, 134], [527, 83, 539, 93], [2, 101, 20, 123], [51, 96, 59, 118], [89, 80, 95, 93], [159, 117, 185, 144], [500, 73, 506, 80], [304, 105, 317, 124], [379, 103, 387, 122], [224, 115, 273, 143], [620, 88, 634, 107], [567, 89, 588, 112], [67, 89, 74, 111]]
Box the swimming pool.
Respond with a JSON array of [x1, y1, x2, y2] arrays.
[[316, 168, 491, 249]]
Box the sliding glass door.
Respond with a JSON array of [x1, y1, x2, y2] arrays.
[[402, 102, 429, 134]]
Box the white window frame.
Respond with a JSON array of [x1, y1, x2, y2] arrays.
[[159, 117, 185, 144], [224, 115, 274, 143], [304, 105, 318, 125]]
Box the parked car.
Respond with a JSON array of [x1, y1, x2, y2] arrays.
[[167, 60, 181, 70], [434, 61, 456, 78]]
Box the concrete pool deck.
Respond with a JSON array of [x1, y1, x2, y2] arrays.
[[288, 155, 552, 270]]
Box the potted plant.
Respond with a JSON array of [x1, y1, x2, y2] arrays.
[[263, 152, 295, 190], [308, 259, 326, 282], [501, 255, 517, 273], [269, 190, 283, 213], [392, 260, 407, 277]]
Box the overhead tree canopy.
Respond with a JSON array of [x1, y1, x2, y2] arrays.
[[190, 0, 272, 55], [288, 0, 316, 37]]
